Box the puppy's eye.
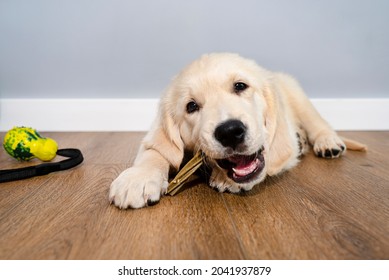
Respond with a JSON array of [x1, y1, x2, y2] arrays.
[[186, 101, 200, 114], [234, 82, 248, 93]]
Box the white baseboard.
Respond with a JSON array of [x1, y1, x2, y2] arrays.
[[1, 98, 388, 131]]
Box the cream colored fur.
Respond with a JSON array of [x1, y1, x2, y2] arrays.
[[109, 53, 366, 209]]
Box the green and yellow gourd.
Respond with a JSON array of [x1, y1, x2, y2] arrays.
[[3, 127, 58, 161]]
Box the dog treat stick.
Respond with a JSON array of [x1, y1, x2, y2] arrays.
[[167, 151, 204, 196]]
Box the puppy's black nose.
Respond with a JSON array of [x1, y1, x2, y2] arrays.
[[214, 119, 246, 149]]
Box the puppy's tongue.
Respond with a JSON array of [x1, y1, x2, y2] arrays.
[[228, 155, 259, 177]]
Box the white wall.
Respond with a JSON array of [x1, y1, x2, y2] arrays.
[[1, 0, 388, 99]]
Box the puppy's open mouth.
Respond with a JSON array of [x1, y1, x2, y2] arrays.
[[216, 147, 265, 183]]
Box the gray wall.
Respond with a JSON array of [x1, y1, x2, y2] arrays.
[[1, 0, 388, 99]]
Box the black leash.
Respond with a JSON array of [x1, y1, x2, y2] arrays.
[[0, 148, 83, 183]]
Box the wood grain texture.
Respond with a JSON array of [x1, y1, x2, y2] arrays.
[[0, 131, 388, 260]]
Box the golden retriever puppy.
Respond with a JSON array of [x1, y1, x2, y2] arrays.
[[109, 53, 366, 209]]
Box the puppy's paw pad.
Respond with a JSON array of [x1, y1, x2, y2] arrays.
[[146, 199, 160, 206], [314, 134, 346, 159]]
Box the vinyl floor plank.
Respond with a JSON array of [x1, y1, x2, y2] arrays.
[[0, 131, 388, 259]]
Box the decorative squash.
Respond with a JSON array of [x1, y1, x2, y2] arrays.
[[3, 127, 58, 161]]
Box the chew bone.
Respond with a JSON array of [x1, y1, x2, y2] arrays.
[[167, 151, 204, 196]]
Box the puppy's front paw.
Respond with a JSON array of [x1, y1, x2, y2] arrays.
[[313, 133, 346, 159], [209, 168, 242, 193], [109, 167, 168, 209]]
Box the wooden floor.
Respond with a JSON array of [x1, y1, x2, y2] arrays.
[[0, 131, 388, 260]]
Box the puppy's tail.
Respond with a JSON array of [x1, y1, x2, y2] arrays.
[[342, 137, 368, 152]]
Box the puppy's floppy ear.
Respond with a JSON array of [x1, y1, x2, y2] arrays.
[[141, 96, 184, 171], [263, 84, 297, 176]]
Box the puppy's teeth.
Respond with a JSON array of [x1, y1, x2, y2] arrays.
[[232, 159, 259, 176]]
